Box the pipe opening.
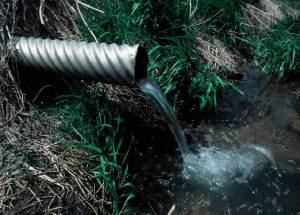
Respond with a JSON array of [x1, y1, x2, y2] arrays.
[[134, 45, 149, 81]]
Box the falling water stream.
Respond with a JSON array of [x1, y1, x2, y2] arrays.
[[138, 78, 190, 154], [138, 77, 275, 189], [135, 70, 300, 214]]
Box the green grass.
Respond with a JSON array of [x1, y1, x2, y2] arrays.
[[248, 17, 300, 79], [55, 86, 135, 214], [78, 0, 255, 111], [65, 1, 299, 213]]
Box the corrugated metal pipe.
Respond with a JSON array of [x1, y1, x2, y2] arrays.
[[8, 37, 149, 85]]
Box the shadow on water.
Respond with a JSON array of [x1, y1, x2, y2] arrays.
[[131, 67, 300, 215]]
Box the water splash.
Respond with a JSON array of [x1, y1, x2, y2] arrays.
[[138, 78, 190, 154], [183, 144, 276, 190], [138, 78, 276, 191], [135, 69, 300, 214]]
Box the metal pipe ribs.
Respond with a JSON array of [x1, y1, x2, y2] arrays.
[[8, 37, 149, 85]]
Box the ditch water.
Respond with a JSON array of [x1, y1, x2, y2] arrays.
[[135, 68, 300, 214]]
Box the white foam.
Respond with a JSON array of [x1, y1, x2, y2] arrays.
[[182, 144, 275, 190]]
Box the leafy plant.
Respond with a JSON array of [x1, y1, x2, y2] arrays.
[[78, 0, 252, 111], [57, 86, 135, 214], [250, 17, 300, 78]]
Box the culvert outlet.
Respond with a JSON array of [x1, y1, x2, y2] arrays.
[[8, 37, 149, 85]]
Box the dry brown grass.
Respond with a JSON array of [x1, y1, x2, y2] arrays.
[[197, 37, 241, 72], [241, 0, 299, 32], [259, 0, 299, 19], [0, 0, 106, 214], [241, 3, 278, 30], [0, 113, 104, 214]]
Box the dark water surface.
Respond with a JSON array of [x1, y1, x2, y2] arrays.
[[133, 68, 300, 215]]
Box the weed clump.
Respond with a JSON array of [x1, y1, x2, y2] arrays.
[[79, 0, 253, 111], [250, 17, 300, 78], [238, 0, 300, 79], [57, 85, 135, 214], [76, 0, 299, 120]]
